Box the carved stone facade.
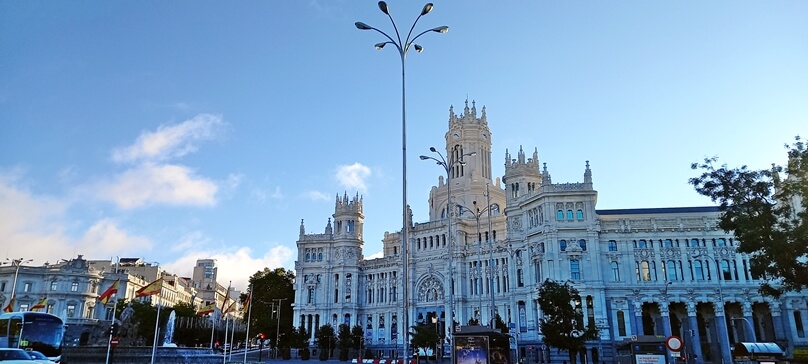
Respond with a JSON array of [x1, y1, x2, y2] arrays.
[[292, 100, 808, 363]]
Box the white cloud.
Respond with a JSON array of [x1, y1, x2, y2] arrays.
[[76, 219, 153, 256], [365, 250, 383, 260], [112, 114, 225, 164], [303, 190, 330, 202], [335, 163, 371, 192], [0, 172, 152, 265], [163, 245, 294, 292], [96, 163, 218, 209]]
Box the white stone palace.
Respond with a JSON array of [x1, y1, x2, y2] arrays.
[[293, 99, 808, 364]]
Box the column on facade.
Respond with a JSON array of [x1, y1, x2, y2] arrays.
[[713, 299, 732, 363], [660, 301, 673, 338], [631, 301, 644, 336], [686, 301, 704, 364], [741, 300, 757, 342], [768, 300, 787, 343]]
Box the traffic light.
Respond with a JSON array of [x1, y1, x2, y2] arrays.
[[260, 333, 265, 340], [109, 322, 119, 336]]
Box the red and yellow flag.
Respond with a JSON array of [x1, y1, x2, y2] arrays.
[[98, 279, 120, 306], [197, 303, 216, 315], [30, 296, 47, 312], [242, 293, 251, 313], [224, 300, 237, 314], [135, 278, 163, 298], [3, 296, 15, 313]]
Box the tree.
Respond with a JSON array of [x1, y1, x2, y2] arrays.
[[537, 279, 598, 364], [409, 323, 440, 362], [315, 324, 337, 361], [350, 325, 364, 355], [245, 267, 296, 349], [690, 137, 808, 296], [292, 325, 310, 360], [337, 323, 352, 361]]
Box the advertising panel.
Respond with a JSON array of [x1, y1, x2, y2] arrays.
[[455, 336, 489, 364]]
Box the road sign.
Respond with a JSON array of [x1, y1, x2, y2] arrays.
[[665, 336, 683, 352]]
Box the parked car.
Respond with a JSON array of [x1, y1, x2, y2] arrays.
[[0, 348, 36, 363], [25, 350, 52, 363]]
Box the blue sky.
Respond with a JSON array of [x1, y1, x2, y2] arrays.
[[1, 1, 806, 291]]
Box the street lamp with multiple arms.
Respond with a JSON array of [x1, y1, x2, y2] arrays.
[[3, 258, 33, 311], [356, 3, 448, 361], [420, 146, 475, 362]]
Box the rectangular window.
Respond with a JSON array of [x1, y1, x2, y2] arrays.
[[570, 259, 581, 280], [617, 311, 627, 336], [608, 240, 618, 252], [517, 269, 524, 287], [24, 283, 32, 292], [51, 281, 57, 291], [71, 282, 79, 292], [46, 304, 54, 314], [67, 304, 76, 318], [796, 311, 805, 338]]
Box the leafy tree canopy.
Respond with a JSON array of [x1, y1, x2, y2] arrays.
[[409, 323, 441, 362], [690, 136, 808, 296], [245, 267, 295, 347], [537, 279, 597, 364]]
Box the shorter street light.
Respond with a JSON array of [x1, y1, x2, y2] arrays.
[[420, 146, 475, 364]]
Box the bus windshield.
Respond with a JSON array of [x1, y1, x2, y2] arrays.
[[0, 312, 64, 360]]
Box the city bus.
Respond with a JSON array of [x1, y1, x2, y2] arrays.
[[0, 312, 64, 362], [616, 336, 669, 364]]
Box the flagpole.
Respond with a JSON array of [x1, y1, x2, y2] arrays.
[[150, 291, 162, 364], [229, 313, 236, 362], [105, 300, 118, 364], [210, 310, 216, 349], [222, 315, 230, 364], [243, 287, 253, 364]]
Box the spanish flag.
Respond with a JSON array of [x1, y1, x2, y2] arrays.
[[242, 292, 251, 313], [3, 296, 15, 313], [224, 300, 237, 314], [135, 278, 163, 298], [30, 297, 47, 312], [98, 279, 120, 306], [197, 303, 216, 315]]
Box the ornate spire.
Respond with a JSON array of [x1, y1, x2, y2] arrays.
[[584, 160, 592, 185], [299, 219, 305, 238]]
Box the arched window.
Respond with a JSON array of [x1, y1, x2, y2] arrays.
[[663, 239, 673, 247], [611, 262, 620, 281], [576, 209, 584, 219], [666, 261, 677, 281], [567, 210, 574, 220], [693, 260, 704, 280], [560, 240, 567, 252], [557, 210, 564, 221], [689, 238, 699, 247], [721, 260, 732, 280], [717, 238, 727, 247], [578, 239, 587, 251], [491, 204, 501, 215], [638, 240, 647, 248], [608, 240, 618, 252], [640, 261, 651, 281], [616, 311, 627, 336]]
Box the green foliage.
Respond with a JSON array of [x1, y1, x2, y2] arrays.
[[494, 314, 508, 333], [537, 279, 598, 364], [690, 136, 808, 296], [301, 347, 311, 360], [315, 324, 337, 360], [467, 317, 479, 326], [292, 325, 310, 349], [350, 325, 364, 352], [246, 267, 296, 347], [172, 301, 197, 317], [409, 323, 441, 362], [337, 323, 352, 361]]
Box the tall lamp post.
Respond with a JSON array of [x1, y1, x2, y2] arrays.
[[356, 3, 448, 361], [692, 252, 731, 364], [421, 146, 475, 363], [273, 298, 288, 357], [458, 202, 488, 325], [484, 183, 495, 328], [3, 258, 33, 311]]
